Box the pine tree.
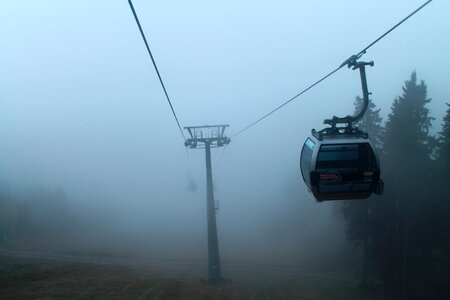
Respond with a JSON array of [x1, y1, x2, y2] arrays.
[[430, 103, 450, 298], [335, 72, 447, 297], [353, 96, 384, 148], [383, 71, 433, 161], [437, 103, 450, 169], [341, 96, 383, 287], [377, 71, 434, 297]]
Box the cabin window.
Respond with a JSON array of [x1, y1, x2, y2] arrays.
[[301, 138, 315, 185], [316, 143, 374, 172], [315, 142, 377, 195], [317, 144, 359, 162]]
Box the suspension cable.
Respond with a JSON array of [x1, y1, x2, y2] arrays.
[[356, 0, 433, 58], [231, 0, 433, 138], [231, 66, 343, 138], [127, 0, 187, 141]]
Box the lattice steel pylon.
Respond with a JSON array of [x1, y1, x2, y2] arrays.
[[184, 125, 230, 284]]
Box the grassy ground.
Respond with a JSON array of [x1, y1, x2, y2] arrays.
[[0, 253, 389, 300]]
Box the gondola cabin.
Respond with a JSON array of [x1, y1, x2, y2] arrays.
[[187, 179, 197, 192], [300, 133, 383, 201]]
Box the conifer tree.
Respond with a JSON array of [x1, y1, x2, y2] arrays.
[[384, 71, 433, 163], [437, 103, 450, 169], [353, 96, 384, 147], [378, 71, 434, 297], [430, 103, 450, 298], [340, 96, 383, 286], [340, 72, 449, 297]]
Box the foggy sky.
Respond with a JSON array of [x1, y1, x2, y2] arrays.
[[1, 0, 449, 264]]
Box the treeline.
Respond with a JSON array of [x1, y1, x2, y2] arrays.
[[0, 185, 74, 244], [341, 72, 450, 299]]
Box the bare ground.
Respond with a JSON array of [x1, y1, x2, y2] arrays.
[[0, 249, 389, 300]]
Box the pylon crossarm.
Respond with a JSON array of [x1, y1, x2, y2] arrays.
[[184, 125, 230, 149]]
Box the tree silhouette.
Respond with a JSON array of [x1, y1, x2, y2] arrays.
[[340, 72, 450, 298], [376, 72, 434, 297], [353, 96, 384, 148], [429, 103, 450, 298], [340, 96, 383, 287], [437, 103, 450, 169]]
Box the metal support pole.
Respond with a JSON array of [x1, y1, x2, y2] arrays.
[[205, 141, 221, 283], [351, 61, 374, 124], [184, 125, 229, 284]]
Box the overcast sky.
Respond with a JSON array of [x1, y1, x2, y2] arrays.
[[1, 1, 449, 255]]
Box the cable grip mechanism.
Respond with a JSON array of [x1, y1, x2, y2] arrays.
[[314, 58, 374, 139]]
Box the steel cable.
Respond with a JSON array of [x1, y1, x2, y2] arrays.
[[231, 0, 433, 138], [127, 0, 187, 141]]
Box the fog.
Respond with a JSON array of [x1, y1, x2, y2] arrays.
[[1, 0, 449, 274]]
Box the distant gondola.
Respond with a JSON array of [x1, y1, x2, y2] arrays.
[[187, 178, 197, 192], [300, 58, 383, 201]]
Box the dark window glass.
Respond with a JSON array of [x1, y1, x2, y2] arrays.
[[315, 142, 378, 195], [317, 144, 359, 161]]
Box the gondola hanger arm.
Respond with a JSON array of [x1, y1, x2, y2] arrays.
[[323, 59, 374, 132]]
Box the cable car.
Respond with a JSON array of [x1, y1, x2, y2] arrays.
[[186, 171, 197, 192], [301, 131, 383, 201], [187, 179, 197, 192], [300, 58, 383, 201]]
